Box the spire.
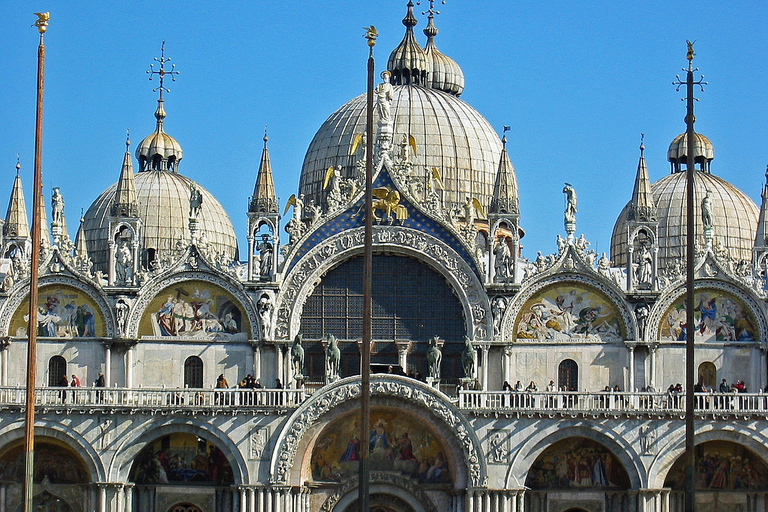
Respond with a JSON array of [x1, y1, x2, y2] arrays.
[[112, 131, 140, 217], [4, 160, 30, 239], [489, 131, 519, 215], [755, 167, 768, 250], [387, 1, 429, 86], [249, 129, 278, 214], [75, 210, 88, 260], [628, 135, 657, 222]]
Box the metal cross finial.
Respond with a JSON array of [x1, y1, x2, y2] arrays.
[[417, 0, 445, 16], [673, 42, 706, 102], [147, 41, 180, 101], [16, 154, 20, 174]]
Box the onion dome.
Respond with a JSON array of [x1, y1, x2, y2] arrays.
[[135, 99, 183, 172], [423, 8, 464, 96], [667, 132, 714, 173], [387, 1, 430, 86], [299, 85, 502, 212], [611, 137, 757, 270]]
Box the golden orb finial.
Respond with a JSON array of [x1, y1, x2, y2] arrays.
[[33, 12, 49, 34]]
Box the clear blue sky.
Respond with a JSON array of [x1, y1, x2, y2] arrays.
[[1, 1, 767, 261]]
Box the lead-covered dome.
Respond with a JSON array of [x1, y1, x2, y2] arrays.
[[298, 85, 503, 211], [611, 164, 758, 271], [83, 171, 238, 270], [298, 3, 498, 211]]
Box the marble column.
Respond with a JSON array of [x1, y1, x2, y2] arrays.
[[103, 341, 112, 387], [503, 346, 513, 385], [480, 344, 490, 391], [649, 343, 658, 389], [107, 240, 116, 285], [247, 235, 255, 282], [395, 340, 411, 372]]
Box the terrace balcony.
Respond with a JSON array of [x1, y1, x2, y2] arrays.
[[0, 384, 765, 420]]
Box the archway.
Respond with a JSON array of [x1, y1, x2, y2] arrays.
[[167, 504, 203, 512], [663, 440, 768, 512], [0, 437, 90, 512], [525, 437, 630, 489], [342, 494, 417, 512]]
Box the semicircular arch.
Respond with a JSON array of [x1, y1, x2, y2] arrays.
[[107, 417, 247, 485], [0, 420, 106, 482], [504, 275, 635, 342], [505, 421, 643, 489], [1, 276, 114, 338], [648, 279, 768, 343], [647, 424, 768, 488], [275, 226, 490, 342], [128, 270, 257, 340], [269, 375, 485, 489]]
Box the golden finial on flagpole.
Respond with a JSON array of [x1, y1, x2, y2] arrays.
[[33, 12, 49, 34]]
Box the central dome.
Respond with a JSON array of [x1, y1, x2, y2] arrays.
[[299, 84, 503, 211]]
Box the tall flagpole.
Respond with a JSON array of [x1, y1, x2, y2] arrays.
[[359, 25, 377, 512], [24, 12, 49, 512], [674, 40, 706, 512]]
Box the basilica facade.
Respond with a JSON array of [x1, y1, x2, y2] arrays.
[[1, 3, 768, 512]]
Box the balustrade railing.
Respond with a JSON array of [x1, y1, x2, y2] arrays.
[[2, 386, 765, 417], [0, 386, 306, 409], [456, 390, 768, 416]]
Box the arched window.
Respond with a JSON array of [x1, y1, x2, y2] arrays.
[[558, 359, 578, 391], [48, 356, 66, 387], [300, 255, 466, 382], [184, 356, 203, 388]]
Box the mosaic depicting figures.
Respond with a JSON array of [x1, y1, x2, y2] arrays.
[[0, 439, 89, 484], [130, 433, 233, 485], [515, 284, 624, 342], [665, 441, 768, 490], [140, 281, 248, 340], [526, 437, 630, 489], [658, 289, 757, 342], [10, 286, 106, 338], [311, 408, 451, 484]]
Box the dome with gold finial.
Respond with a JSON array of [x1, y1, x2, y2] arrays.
[[82, 43, 237, 271]]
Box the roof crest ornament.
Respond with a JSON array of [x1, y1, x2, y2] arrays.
[[640, 132, 645, 155], [417, 0, 445, 17], [147, 41, 179, 103]]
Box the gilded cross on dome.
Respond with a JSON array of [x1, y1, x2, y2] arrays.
[[417, 0, 445, 16], [146, 41, 180, 101]]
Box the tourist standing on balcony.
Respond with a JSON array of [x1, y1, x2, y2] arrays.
[[95, 372, 105, 403], [58, 373, 69, 403], [215, 374, 229, 405]]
